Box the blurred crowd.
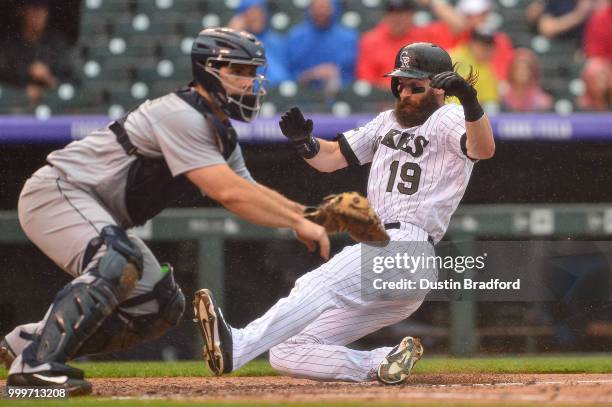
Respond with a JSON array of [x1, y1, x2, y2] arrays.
[[0, 0, 610, 113], [0, 0, 80, 104]]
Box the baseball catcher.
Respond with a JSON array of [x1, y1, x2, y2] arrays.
[[1, 28, 329, 396]]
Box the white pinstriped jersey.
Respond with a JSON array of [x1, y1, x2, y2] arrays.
[[341, 104, 474, 243]]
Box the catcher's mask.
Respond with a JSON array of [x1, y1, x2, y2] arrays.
[[191, 27, 268, 122], [385, 42, 452, 98]]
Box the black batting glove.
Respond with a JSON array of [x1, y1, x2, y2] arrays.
[[431, 71, 477, 102], [279, 107, 320, 159], [431, 71, 483, 122]]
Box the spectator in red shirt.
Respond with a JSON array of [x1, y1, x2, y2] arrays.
[[501, 48, 553, 112], [356, 0, 433, 88], [577, 57, 611, 111], [418, 0, 514, 80], [584, 0, 611, 60]]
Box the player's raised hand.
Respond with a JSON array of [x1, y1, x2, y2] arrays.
[[431, 70, 484, 122], [430, 71, 477, 102], [279, 107, 320, 159], [279, 107, 314, 143], [294, 218, 330, 260]]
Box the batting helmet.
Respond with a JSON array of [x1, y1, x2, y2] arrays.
[[385, 42, 453, 98], [191, 27, 267, 122]]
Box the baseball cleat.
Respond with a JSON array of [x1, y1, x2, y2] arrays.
[[377, 336, 423, 385], [193, 289, 233, 375], [7, 364, 92, 396], [0, 337, 16, 369]]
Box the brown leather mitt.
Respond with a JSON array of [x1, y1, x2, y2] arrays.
[[304, 192, 390, 244]]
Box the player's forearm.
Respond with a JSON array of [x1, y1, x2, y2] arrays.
[[304, 139, 348, 173], [465, 116, 495, 160], [222, 182, 304, 229], [190, 166, 304, 229], [256, 183, 305, 214]]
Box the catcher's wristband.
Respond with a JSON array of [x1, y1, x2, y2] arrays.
[[295, 136, 320, 159]]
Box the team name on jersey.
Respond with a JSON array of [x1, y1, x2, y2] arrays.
[[375, 130, 430, 158]]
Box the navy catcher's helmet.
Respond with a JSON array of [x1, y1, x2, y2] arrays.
[[385, 42, 453, 98], [191, 27, 267, 122]]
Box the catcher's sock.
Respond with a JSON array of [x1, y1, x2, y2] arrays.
[[8, 354, 52, 375], [3, 323, 39, 361]]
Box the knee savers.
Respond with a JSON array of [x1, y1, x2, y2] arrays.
[[95, 225, 144, 301], [76, 263, 185, 356], [24, 226, 143, 364]]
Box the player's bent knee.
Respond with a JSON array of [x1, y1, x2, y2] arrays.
[[268, 346, 288, 372], [268, 344, 298, 375], [93, 226, 144, 301]]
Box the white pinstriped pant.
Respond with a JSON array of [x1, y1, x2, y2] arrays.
[[231, 224, 435, 382]]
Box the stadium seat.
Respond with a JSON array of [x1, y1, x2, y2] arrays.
[[346, 1, 383, 32], [268, 0, 305, 29], [267, 84, 330, 114], [336, 84, 393, 113], [156, 39, 188, 59], [41, 85, 102, 112], [136, 0, 208, 14], [0, 86, 30, 113], [150, 80, 190, 99], [84, 0, 132, 13]]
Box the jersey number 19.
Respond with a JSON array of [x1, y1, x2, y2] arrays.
[[386, 161, 421, 195]]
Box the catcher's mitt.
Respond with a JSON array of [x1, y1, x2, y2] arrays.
[[304, 192, 389, 244]]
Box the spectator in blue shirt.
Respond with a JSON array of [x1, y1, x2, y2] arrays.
[[537, 0, 593, 41], [228, 0, 290, 86], [285, 0, 358, 96]]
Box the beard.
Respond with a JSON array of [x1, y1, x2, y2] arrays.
[[394, 90, 441, 128]]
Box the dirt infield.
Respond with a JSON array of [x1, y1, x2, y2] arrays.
[[87, 374, 612, 404]]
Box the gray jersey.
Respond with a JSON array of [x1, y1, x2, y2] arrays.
[[47, 92, 254, 227]]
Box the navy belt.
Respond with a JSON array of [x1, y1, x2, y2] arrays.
[[384, 222, 435, 245]]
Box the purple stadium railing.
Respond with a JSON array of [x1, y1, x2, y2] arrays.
[[0, 113, 611, 144]]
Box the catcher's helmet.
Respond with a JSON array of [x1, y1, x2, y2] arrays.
[[385, 42, 452, 98], [191, 27, 267, 122]]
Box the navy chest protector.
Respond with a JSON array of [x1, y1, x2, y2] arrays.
[[110, 87, 238, 226]]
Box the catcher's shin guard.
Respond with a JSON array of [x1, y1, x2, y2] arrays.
[[21, 226, 143, 366], [193, 289, 233, 375], [77, 263, 185, 356], [377, 336, 423, 385]]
